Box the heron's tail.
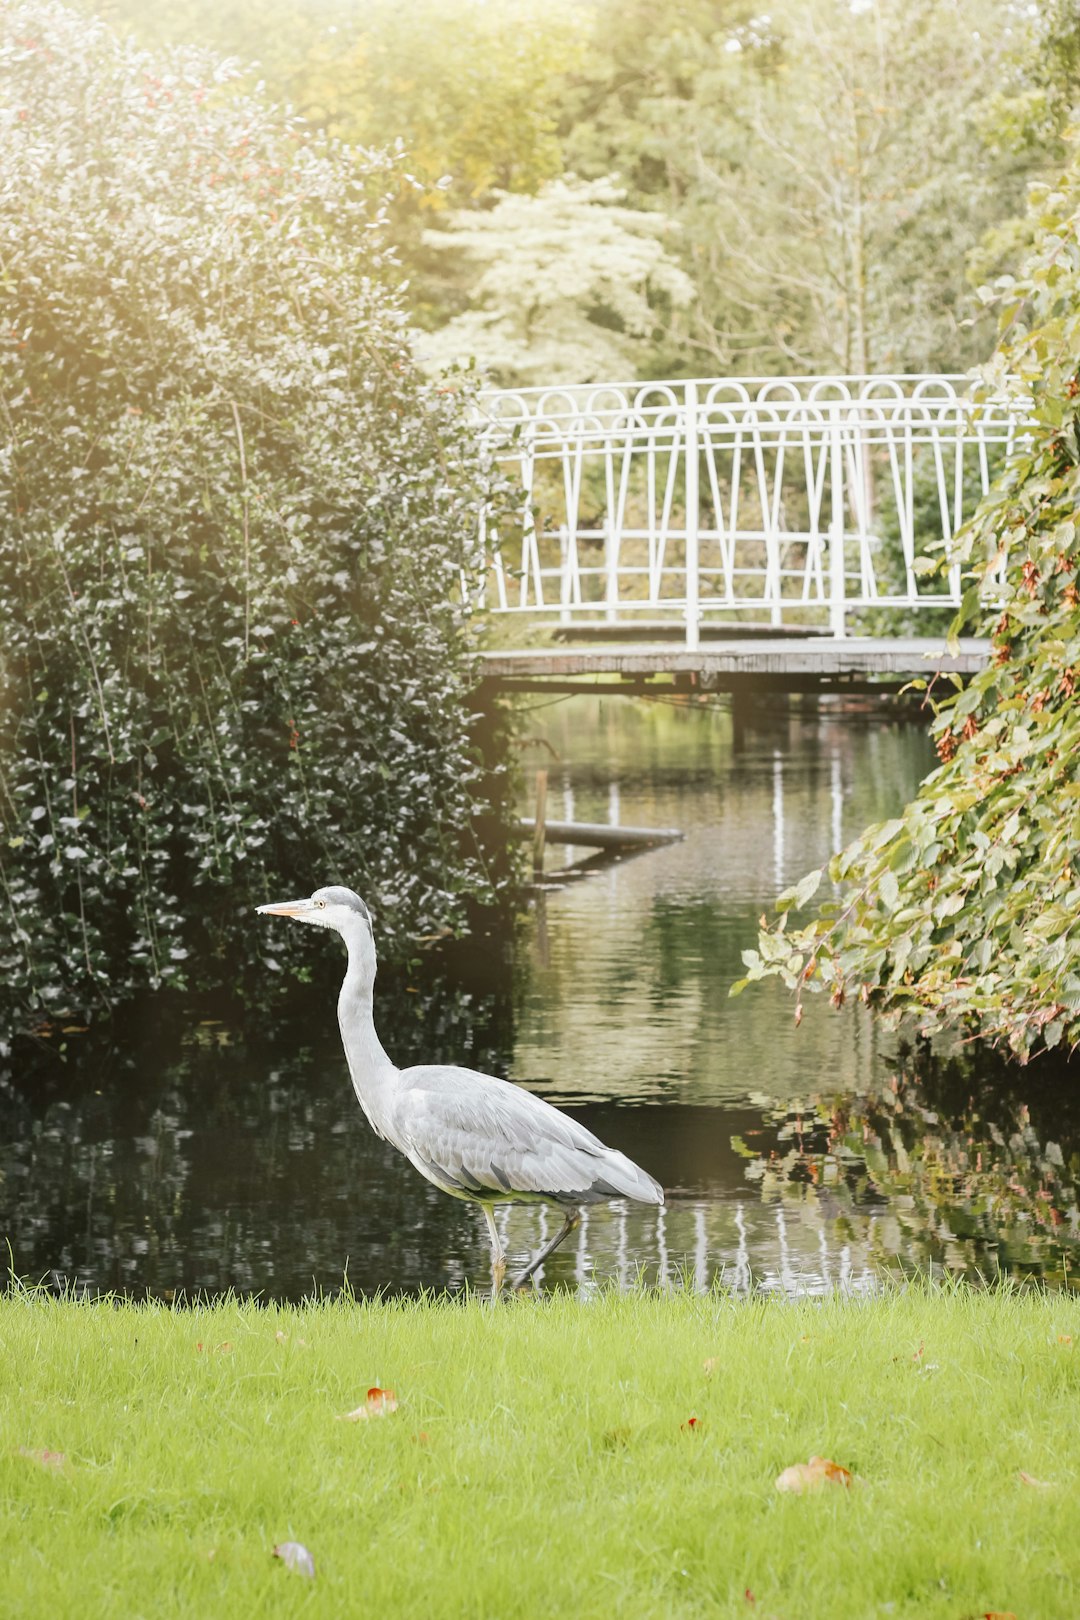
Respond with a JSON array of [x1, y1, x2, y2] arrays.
[[588, 1145, 664, 1207]]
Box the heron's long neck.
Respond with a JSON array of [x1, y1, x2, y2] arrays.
[[336, 922, 398, 1139]]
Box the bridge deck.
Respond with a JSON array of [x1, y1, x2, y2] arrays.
[[479, 637, 990, 695]]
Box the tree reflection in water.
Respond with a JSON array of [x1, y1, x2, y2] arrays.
[[0, 966, 520, 1301], [741, 1046, 1080, 1287]]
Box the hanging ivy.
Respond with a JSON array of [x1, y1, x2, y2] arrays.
[[0, 5, 520, 1046], [735, 144, 1080, 1061]]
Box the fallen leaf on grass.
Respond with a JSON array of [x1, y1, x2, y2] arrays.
[[1057, 1333, 1073, 1346], [16, 1447, 66, 1472], [703, 1356, 720, 1377], [681, 1415, 702, 1433], [744, 1589, 756, 1605], [338, 1386, 398, 1421], [1018, 1469, 1054, 1489], [274, 1330, 288, 1344], [775, 1455, 852, 1493], [195, 1341, 233, 1355], [273, 1541, 315, 1579]]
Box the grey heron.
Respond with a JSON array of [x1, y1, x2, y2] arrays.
[[257, 885, 663, 1294]]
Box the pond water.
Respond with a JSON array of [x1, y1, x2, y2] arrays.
[[3, 694, 1079, 1299]]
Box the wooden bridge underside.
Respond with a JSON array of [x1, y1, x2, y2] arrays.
[[478, 637, 990, 697]]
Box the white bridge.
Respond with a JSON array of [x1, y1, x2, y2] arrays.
[[475, 374, 1022, 657]]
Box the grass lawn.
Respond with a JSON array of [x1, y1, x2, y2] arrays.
[[2, 1285, 1079, 1619]]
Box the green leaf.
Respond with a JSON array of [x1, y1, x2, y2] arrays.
[[869, 819, 905, 853], [793, 868, 823, 910]]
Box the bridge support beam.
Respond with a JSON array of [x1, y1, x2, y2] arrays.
[[829, 405, 847, 638], [684, 380, 700, 651]]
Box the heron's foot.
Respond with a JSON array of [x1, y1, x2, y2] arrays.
[[490, 1254, 507, 1302], [511, 1209, 581, 1291]]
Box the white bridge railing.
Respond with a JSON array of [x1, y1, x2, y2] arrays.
[[475, 374, 1025, 644]]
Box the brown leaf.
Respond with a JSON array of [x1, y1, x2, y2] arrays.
[[776, 1455, 852, 1493], [17, 1447, 66, 1472], [273, 1541, 315, 1579], [338, 1386, 398, 1421], [1057, 1333, 1073, 1346], [1018, 1469, 1054, 1489]]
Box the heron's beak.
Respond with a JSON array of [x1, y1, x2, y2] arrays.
[[256, 898, 313, 918]]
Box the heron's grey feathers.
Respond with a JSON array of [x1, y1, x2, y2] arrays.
[[258, 884, 665, 1251], [392, 1065, 663, 1208]]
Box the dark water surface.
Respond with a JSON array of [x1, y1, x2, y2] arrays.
[[4, 695, 1079, 1298]]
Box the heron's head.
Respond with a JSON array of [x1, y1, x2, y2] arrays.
[[256, 885, 373, 939]]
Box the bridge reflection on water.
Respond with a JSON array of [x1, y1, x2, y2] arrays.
[[488, 1198, 878, 1299]]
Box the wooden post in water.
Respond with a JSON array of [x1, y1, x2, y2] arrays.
[[532, 768, 548, 873]]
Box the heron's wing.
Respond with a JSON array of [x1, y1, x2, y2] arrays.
[[393, 1065, 663, 1206]]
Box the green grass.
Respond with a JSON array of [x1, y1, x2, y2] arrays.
[[2, 1286, 1079, 1618]]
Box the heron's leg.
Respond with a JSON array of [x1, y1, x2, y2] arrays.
[[512, 1207, 580, 1291], [481, 1203, 506, 1299]]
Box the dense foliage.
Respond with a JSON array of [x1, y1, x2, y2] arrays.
[[85, 0, 584, 203], [77, 0, 1064, 385], [0, 5, 518, 1043], [736, 143, 1080, 1059]]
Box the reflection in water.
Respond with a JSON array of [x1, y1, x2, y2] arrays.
[[3, 693, 1078, 1297], [514, 695, 924, 1107], [745, 1055, 1080, 1288]]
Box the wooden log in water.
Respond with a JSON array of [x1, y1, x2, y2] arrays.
[[517, 817, 683, 850], [532, 768, 548, 872]]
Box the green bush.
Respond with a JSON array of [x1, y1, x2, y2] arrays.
[[737, 141, 1080, 1060], [0, 4, 518, 1044]]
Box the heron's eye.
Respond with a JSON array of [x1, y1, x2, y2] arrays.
[[315, 900, 326, 909]]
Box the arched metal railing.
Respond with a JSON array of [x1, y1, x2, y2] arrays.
[[474, 374, 1027, 643]]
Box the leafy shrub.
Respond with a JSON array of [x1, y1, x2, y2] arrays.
[[736, 142, 1080, 1060], [0, 4, 519, 1043]]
